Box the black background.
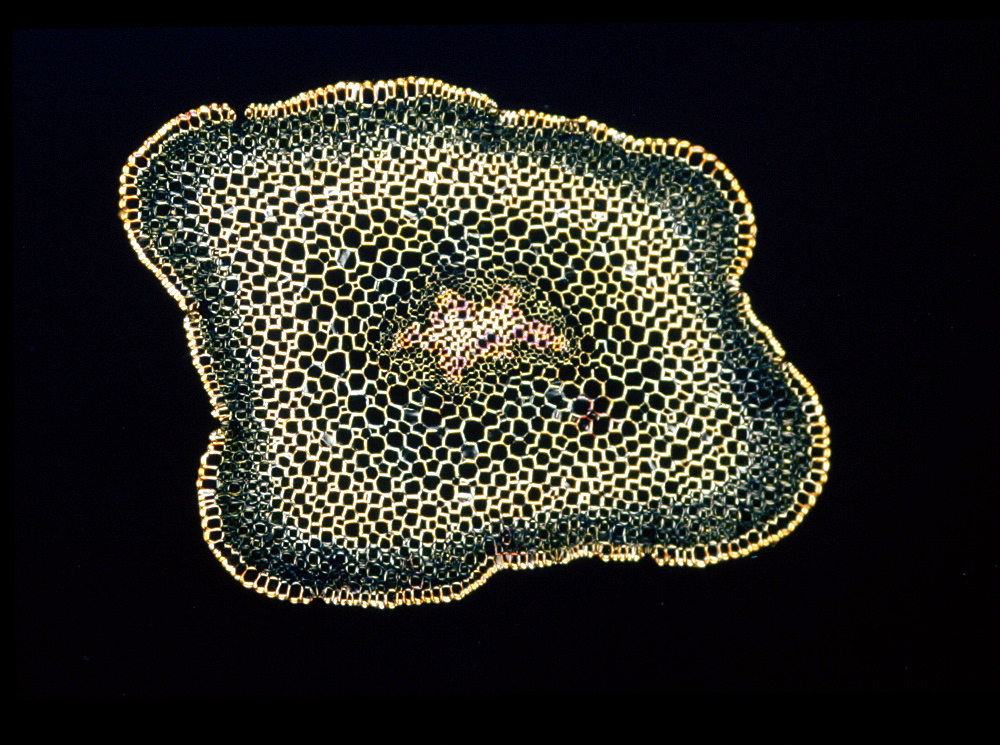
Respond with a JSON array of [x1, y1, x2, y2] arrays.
[[15, 25, 995, 695]]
